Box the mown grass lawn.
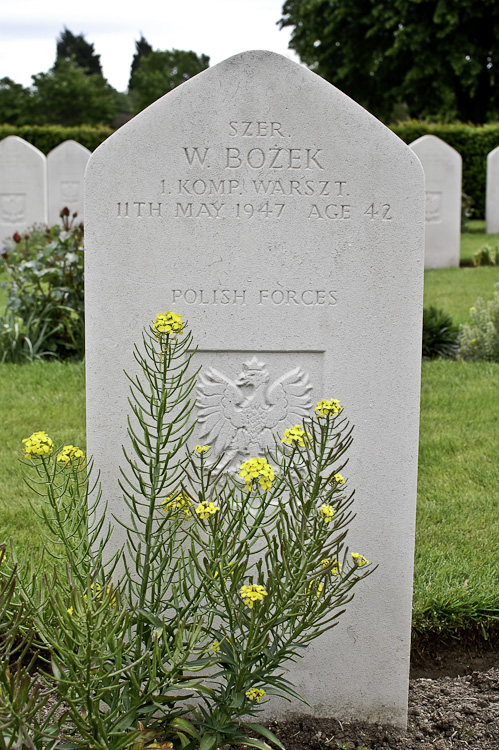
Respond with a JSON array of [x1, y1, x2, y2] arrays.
[[0, 228, 498, 638]]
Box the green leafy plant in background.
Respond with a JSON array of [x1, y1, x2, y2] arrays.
[[0, 210, 84, 362], [472, 243, 499, 266], [459, 283, 499, 361], [1, 312, 372, 749], [422, 306, 459, 359]]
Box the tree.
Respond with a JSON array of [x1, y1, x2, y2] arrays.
[[28, 59, 118, 126], [128, 35, 153, 91], [0, 78, 31, 125], [55, 27, 103, 76], [129, 48, 209, 112], [279, 0, 499, 123]]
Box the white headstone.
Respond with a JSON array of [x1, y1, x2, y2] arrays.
[[486, 145, 499, 234], [85, 51, 424, 726], [47, 140, 91, 225], [410, 135, 462, 269], [0, 136, 47, 241]]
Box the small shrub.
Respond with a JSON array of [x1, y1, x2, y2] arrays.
[[0, 210, 84, 361], [422, 306, 459, 359], [472, 244, 499, 267], [459, 284, 499, 361], [1, 313, 373, 749]]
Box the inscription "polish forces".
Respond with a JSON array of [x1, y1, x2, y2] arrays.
[[172, 289, 338, 306]]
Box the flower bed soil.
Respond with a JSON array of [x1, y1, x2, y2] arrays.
[[260, 630, 499, 750]]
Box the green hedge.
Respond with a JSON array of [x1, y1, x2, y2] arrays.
[[0, 124, 113, 155], [3, 121, 499, 219], [391, 121, 499, 219]]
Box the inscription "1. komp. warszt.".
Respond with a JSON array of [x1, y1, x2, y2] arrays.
[[114, 121, 394, 223]]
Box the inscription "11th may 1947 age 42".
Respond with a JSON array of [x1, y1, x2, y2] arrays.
[[115, 121, 394, 223]]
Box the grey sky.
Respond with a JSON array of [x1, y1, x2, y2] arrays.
[[1, 0, 298, 91]]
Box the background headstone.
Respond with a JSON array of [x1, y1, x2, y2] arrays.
[[85, 51, 424, 726], [47, 140, 91, 225], [486, 145, 499, 234], [0, 136, 47, 242], [410, 134, 462, 269]]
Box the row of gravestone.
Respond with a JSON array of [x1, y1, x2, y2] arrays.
[[412, 134, 499, 269], [0, 136, 90, 242]]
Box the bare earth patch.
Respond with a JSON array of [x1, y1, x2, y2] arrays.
[[264, 667, 499, 750]]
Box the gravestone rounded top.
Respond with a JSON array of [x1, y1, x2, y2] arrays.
[[47, 140, 92, 160], [0, 134, 45, 160], [410, 133, 461, 163], [487, 143, 499, 162]]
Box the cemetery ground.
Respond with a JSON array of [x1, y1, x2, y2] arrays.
[[0, 225, 498, 748]]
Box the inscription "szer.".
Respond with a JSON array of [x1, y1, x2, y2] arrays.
[[229, 121, 284, 137]]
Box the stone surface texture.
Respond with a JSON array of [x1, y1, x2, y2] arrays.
[[85, 51, 424, 726], [47, 140, 91, 225], [409, 134, 461, 269], [0, 135, 47, 241]]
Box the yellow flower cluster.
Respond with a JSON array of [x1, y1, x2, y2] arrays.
[[245, 687, 266, 702], [195, 444, 210, 453], [153, 311, 184, 337], [352, 553, 369, 567], [163, 490, 193, 517], [57, 444, 85, 468], [195, 501, 220, 519], [332, 473, 345, 484], [320, 504, 336, 523], [314, 399, 342, 417], [84, 583, 117, 607], [22, 431, 54, 459], [307, 579, 323, 598], [210, 640, 221, 654], [239, 457, 275, 492], [240, 584, 268, 609], [321, 558, 342, 576], [68, 583, 117, 616], [281, 424, 309, 447]]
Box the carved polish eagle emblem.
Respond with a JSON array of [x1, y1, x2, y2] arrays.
[[196, 357, 313, 471]]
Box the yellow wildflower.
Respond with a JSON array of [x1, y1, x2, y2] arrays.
[[282, 424, 309, 447], [320, 504, 336, 523], [195, 501, 220, 519], [245, 687, 266, 702], [332, 473, 345, 484], [210, 640, 221, 654], [351, 553, 369, 567], [163, 490, 192, 517], [240, 584, 268, 609], [84, 583, 117, 607], [307, 579, 323, 598], [239, 457, 275, 492], [314, 399, 342, 418], [321, 558, 342, 575], [67, 606, 73, 616], [22, 431, 53, 459], [195, 444, 210, 453], [153, 311, 184, 337], [57, 445, 85, 468]]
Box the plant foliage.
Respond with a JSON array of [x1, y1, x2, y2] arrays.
[[280, 0, 499, 124], [422, 306, 460, 359], [0, 212, 85, 362], [459, 283, 499, 360], [2, 314, 372, 748]]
